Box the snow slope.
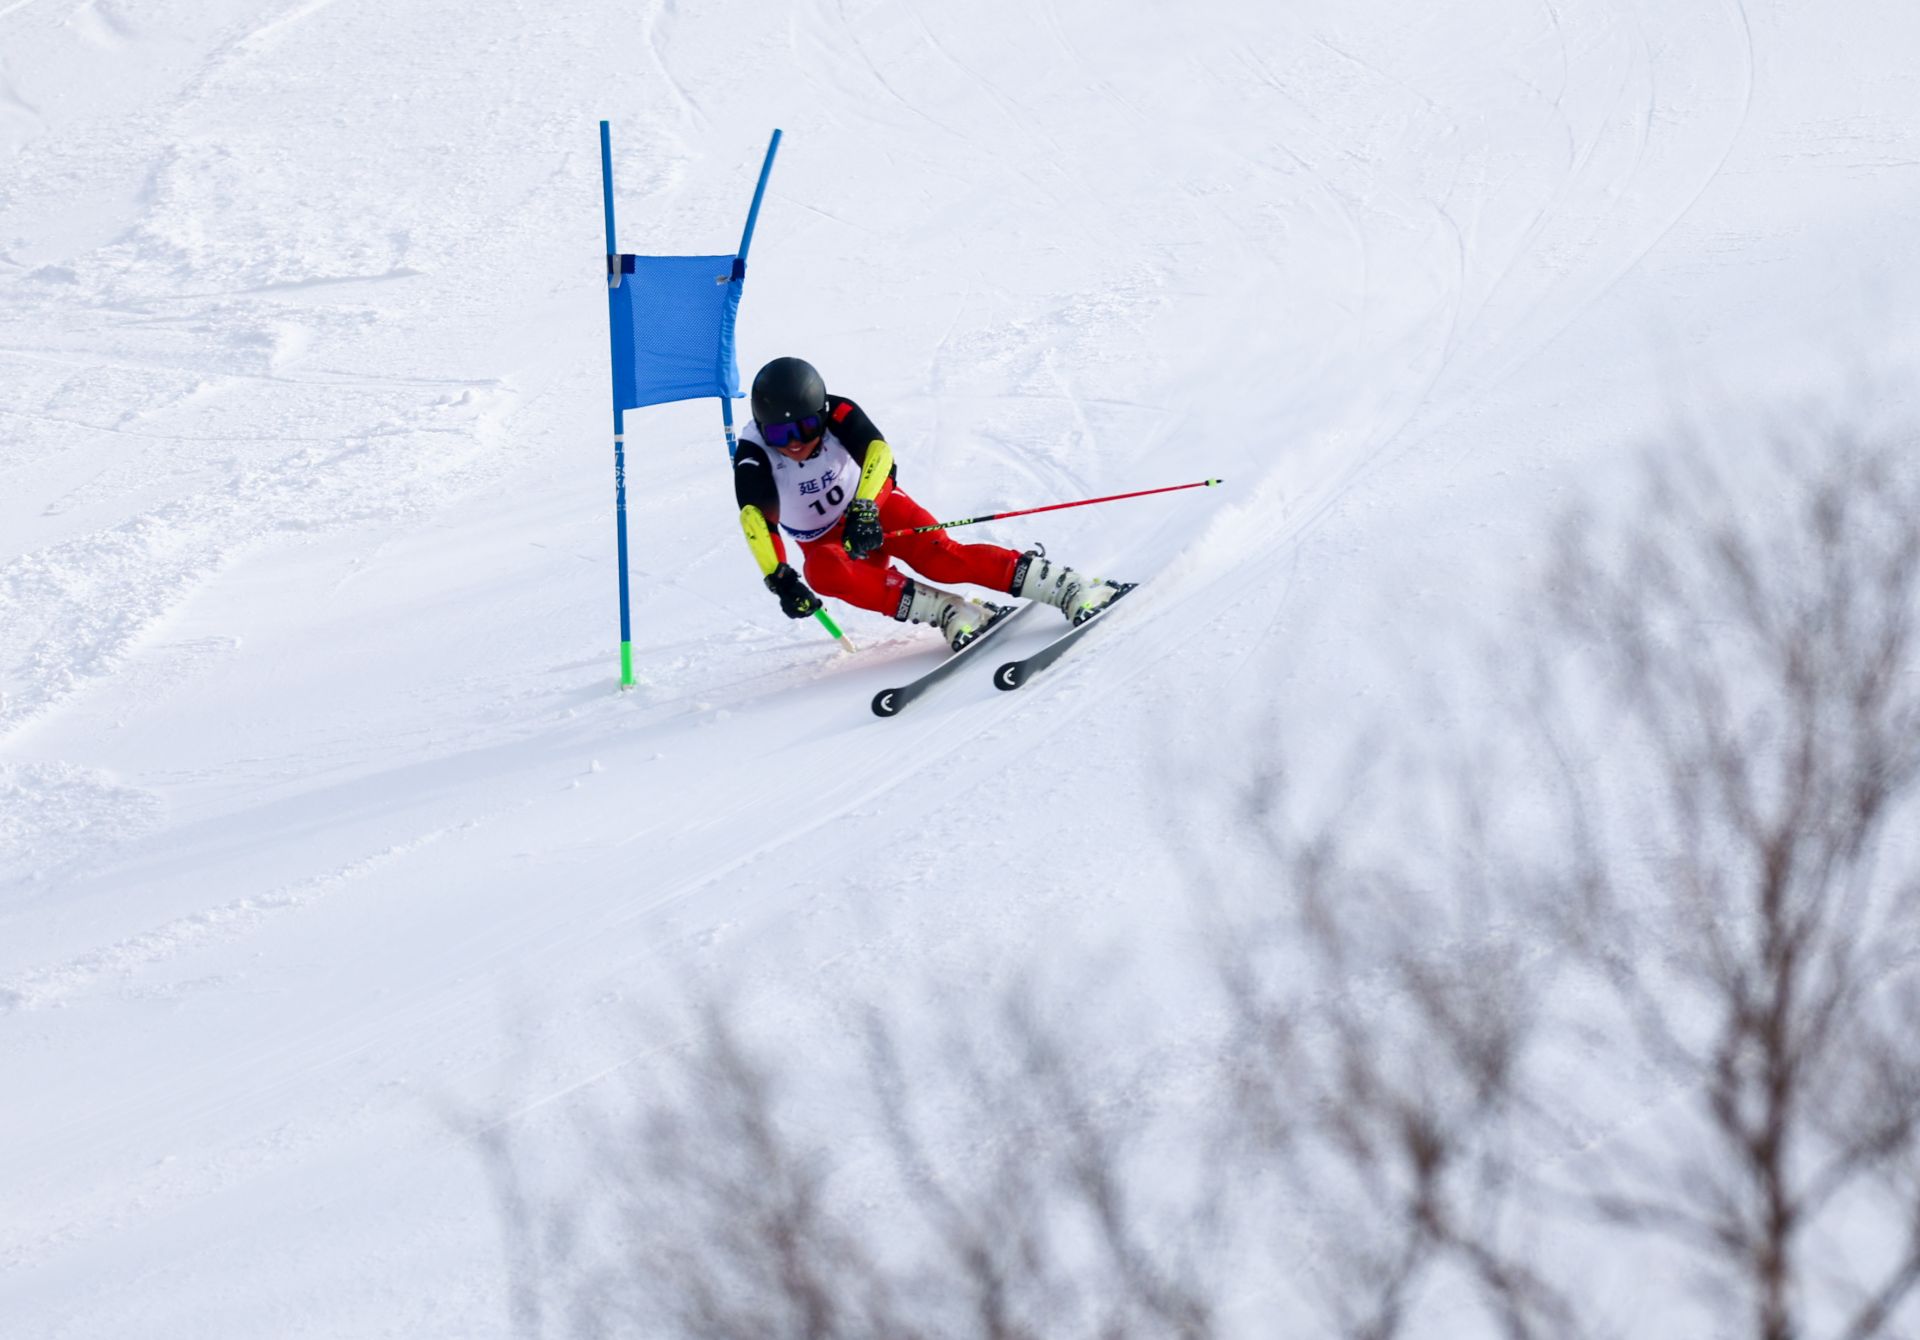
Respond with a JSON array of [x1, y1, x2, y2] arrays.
[[2, 0, 1917, 1332]]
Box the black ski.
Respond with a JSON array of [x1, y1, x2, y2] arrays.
[[871, 602, 1038, 717], [992, 584, 1138, 691]]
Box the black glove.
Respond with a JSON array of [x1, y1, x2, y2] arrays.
[[765, 563, 821, 619], [841, 497, 883, 559]]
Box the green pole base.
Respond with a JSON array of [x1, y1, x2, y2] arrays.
[[620, 640, 634, 687]]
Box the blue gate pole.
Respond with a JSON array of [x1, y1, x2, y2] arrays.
[[599, 120, 636, 688], [735, 130, 782, 277], [720, 128, 782, 463]]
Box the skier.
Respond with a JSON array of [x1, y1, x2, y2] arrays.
[[735, 357, 1127, 650]]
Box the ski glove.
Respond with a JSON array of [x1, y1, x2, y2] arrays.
[[841, 497, 884, 559], [765, 563, 821, 619]]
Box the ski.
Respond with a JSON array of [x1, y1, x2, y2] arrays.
[[992, 583, 1139, 691], [870, 601, 1039, 717]]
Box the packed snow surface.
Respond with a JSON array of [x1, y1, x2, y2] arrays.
[[2, 0, 1917, 1333]]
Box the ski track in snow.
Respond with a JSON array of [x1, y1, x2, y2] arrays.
[[0, 0, 1906, 1332], [0, 824, 462, 1014]]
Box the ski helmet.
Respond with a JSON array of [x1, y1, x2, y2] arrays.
[[751, 357, 828, 435]]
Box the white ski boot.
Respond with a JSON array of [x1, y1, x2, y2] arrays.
[[1012, 547, 1123, 625], [899, 580, 1004, 652]]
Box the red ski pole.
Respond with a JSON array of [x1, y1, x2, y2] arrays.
[[882, 478, 1223, 539]]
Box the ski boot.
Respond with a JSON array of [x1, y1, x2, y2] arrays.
[[899, 580, 1006, 652], [1012, 545, 1125, 626]]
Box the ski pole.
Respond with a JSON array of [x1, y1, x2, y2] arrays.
[[812, 605, 852, 650], [882, 478, 1224, 539]]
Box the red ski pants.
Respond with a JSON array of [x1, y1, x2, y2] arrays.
[[798, 483, 1020, 617]]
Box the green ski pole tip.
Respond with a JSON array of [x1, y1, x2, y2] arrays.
[[813, 607, 848, 645]]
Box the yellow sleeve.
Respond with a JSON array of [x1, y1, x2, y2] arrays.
[[739, 504, 781, 577], [855, 439, 894, 502]]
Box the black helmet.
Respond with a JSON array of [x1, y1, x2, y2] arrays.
[[751, 357, 828, 431]]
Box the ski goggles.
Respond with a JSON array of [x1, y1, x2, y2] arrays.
[[762, 413, 825, 448]]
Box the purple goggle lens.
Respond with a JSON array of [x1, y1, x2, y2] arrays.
[[763, 413, 825, 448]]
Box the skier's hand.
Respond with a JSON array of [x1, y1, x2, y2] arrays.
[[765, 563, 821, 619], [842, 498, 883, 559]]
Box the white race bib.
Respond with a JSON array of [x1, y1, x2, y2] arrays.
[[740, 423, 861, 541]]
